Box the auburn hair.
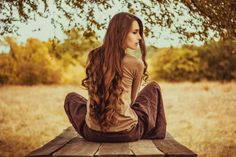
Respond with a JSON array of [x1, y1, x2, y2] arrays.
[[82, 12, 148, 131]]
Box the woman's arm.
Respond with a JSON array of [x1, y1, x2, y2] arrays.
[[130, 60, 144, 105]]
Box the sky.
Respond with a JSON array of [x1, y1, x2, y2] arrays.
[[0, 1, 210, 52]]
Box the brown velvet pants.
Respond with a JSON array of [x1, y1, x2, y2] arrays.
[[64, 81, 167, 142]]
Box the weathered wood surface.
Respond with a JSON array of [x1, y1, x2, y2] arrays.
[[26, 126, 197, 157], [129, 140, 164, 157], [26, 127, 77, 157], [54, 137, 100, 157]]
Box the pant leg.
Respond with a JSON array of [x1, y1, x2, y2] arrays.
[[132, 81, 167, 139], [64, 92, 87, 137], [64, 92, 142, 142]]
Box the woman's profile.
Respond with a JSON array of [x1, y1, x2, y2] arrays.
[[64, 12, 167, 142]]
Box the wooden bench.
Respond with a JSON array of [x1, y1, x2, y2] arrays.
[[26, 126, 197, 157]]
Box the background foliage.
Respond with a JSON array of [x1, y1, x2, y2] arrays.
[[0, 28, 100, 85], [1, 0, 236, 42], [1, 29, 235, 85], [1, 1, 236, 84], [150, 40, 236, 81]]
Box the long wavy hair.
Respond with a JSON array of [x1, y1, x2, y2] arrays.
[[82, 12, 148, 131]]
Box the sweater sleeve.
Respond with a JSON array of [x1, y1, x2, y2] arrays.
[[130, 59, 144, 105]]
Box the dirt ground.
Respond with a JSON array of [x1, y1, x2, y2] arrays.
[[0, 81, 235, 157]]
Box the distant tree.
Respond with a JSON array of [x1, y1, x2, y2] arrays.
[[0, 0, 235, 42], [197, 40, 236, 80], [150, 39, 236, 81], [46, 27, 100, 66], [1, 37, 61, 85]]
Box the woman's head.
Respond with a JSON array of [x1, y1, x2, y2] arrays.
[[82, 12, 148, 131], [103, 12, 145, 51], [102, 12, 148, 82], [124, 20, 142, 50]]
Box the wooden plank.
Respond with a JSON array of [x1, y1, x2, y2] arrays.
[[57, 126, 81, 139], [153, 135, 197, 157], [27, 127, 197, 157], [129, 140, 165, 157], [53, 137, 101, 157], [165, 132, 174, 140], [96, 142, 134, 157], [26, 127, 78, 157]]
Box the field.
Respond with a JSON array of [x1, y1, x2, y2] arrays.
[[0, 82, 236, 157]]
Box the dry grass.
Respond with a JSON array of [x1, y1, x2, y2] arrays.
[[0, 82, 236, 157]]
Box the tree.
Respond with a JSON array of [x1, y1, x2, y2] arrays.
[[182, 0, 236, 40], [0, 0, 235, 42], [1, 37, 61, 84], [47, 27, 100, 66]]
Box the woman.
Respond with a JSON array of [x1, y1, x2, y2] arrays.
[[64, 12, 167, 142]]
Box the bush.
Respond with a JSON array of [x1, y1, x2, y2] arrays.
[[151, 47, 201, 81], [197, 40, 236, 81], [150, 40, 236, 81], [1, 37, 62, 85]]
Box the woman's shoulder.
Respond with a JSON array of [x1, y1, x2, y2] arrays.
[[123, 53, 144, 70], [123, 54, 143, 65]]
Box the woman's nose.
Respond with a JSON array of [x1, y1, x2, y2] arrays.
[[138, 34, 142, 40]]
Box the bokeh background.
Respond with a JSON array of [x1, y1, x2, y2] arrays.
[[0, 1, 236, 157]]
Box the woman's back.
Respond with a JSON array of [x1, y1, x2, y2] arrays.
[[85, 53, 144, 132]]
